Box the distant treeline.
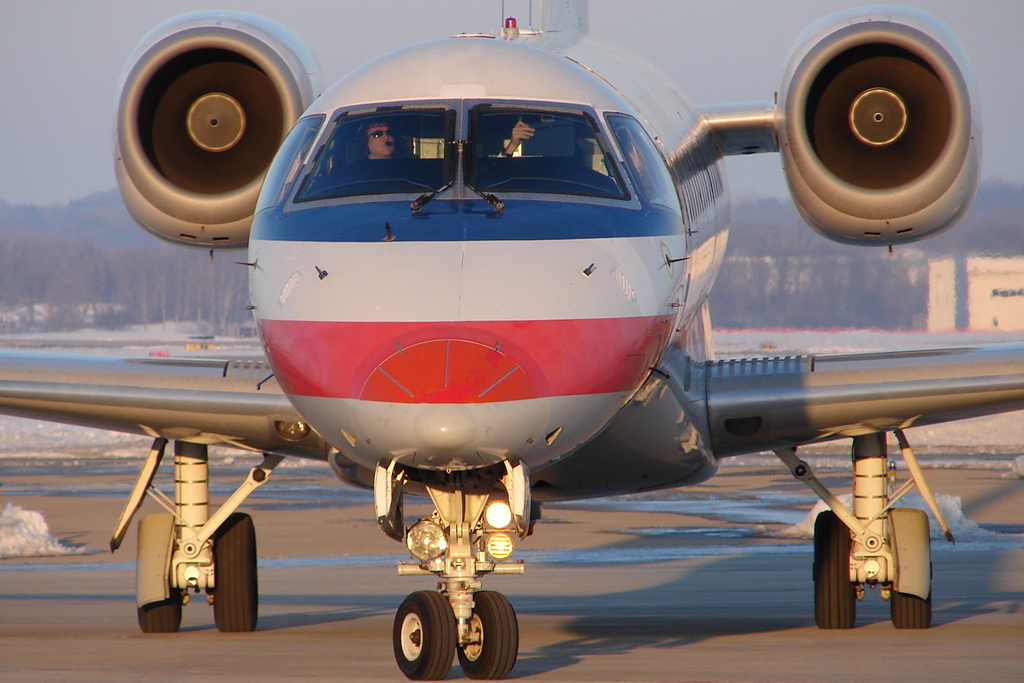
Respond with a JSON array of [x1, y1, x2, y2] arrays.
[[0, 226, 248, 335], [0, 181, 1022, 333]]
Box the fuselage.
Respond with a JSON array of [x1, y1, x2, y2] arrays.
[[249, 35, 728, 497]]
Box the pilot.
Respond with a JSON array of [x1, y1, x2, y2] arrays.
[[356, 118, 531, 160], [502, 120, 535, 157], [363, 122, 396, 159]]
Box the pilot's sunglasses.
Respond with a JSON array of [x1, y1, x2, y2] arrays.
[[369, 129, 391, 138]]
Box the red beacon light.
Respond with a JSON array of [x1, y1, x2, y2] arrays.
[[502, 16, 520, 39]]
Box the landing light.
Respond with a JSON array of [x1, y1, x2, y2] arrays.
[[485, 501, 513, 530], [406, 519, 448, 561]]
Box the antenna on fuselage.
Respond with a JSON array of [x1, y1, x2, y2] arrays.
[[541, 0, 588, 34], [501, 1, 537, 32]]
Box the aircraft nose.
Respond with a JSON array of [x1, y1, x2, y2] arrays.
[[359, 338, 537, 403], [414, 404, 477, 451]]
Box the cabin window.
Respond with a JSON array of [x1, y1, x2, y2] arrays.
[[606, 114, 679, 211], [468, 106, 626, 199], [295, 108, 455, 202]]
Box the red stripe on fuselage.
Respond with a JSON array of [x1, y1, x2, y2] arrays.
[[258, 317, 670, 403]]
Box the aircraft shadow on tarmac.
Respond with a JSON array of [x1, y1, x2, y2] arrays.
[[220, 529, 1024, 679], [510, 545, 1024, 677], [254, 593, 395, 631]]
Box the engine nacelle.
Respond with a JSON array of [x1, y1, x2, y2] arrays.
[[778, 8, 979, 246], [115, 12, 321, 248]]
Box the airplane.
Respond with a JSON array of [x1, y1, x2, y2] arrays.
[[1, 0, 1022, 679]]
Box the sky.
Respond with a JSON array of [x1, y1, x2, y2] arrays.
[[1, 0, 1021, 206]]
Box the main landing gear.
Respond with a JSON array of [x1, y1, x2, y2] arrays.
[[111, 439, 281, 633], [777, 429, 953, 630], [377, 460, 530, 680]]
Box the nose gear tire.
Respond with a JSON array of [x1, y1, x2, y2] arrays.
[[394, 590, 457, 680], [457, 590, 518, 680]]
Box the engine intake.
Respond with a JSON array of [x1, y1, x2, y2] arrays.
[[778, 8, 979, 245], [116, 13, 321, 248]]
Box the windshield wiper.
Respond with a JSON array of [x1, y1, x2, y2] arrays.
[[454, 138, 503, 211], [466, 184, 504, 212], [410, 181, 452, 212]]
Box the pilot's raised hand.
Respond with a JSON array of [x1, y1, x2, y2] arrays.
[[504, 120, 535, 156]]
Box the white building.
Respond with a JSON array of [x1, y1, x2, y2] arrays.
[[928, 257, 1024, 331]]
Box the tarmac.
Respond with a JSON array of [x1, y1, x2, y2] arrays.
[[2, 457, 1023, 682]]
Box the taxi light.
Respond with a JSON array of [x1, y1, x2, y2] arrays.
[[406, 519, 448, 561], [485, 501, 513, 530], [275, 420, 310, 441], [486, 532, 515, 560]]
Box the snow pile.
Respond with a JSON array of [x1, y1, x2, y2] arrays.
[[770, 493, 998, 541], [0, 502, 85, 558]]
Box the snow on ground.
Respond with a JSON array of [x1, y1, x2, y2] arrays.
[[0, 503, 87, 558], [711, 328, 1024, 357], [769, 493, 999, 542], [0, 416, 146, 458], [0, 321, 255, 345]]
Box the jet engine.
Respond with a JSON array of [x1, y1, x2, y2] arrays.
[[115, 12, 321, 248], [777, 8, 979, 245]]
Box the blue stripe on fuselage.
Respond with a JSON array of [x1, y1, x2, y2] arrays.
[[251, 198, 682, 242]]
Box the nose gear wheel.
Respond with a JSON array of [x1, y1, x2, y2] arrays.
[[457, 590, 518, 680], [393, 590, 457, 680]]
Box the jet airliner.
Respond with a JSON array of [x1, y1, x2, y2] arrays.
[[2, 1, 1023, 679]]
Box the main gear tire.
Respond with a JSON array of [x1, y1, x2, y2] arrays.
[[814, 510, 857, 629], [212, 512, 259, 632]]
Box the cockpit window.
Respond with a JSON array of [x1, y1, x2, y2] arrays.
[[256, 114, 324, 212], [606, 114, 679, 210], [295, 108, 454, 202], [468, 106, 627, 200]]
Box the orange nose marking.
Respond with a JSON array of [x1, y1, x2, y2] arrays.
[[360, 339, 535, 403]]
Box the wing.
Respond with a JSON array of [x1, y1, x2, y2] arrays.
[[0, 350, 329, 458], [705, 342, 1024, 457]]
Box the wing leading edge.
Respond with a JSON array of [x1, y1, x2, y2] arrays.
[[0, 350, 329, 458], [706, 342, 1024, 457]]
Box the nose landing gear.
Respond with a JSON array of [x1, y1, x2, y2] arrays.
[[379, 460, 529, 680]]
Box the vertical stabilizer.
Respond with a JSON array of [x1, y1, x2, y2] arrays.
[[542, 0, 588, 34]]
